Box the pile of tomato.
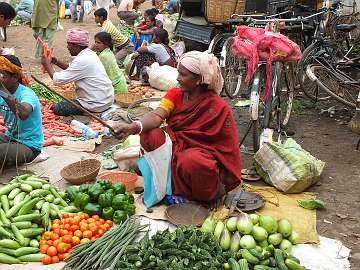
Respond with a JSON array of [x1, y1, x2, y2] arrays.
[[40, 212, 113, 265]]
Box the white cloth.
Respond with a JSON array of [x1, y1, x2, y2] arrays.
[[96, 0, 111, 12], [118, 0, 132, 11], [53, 48, 114, 112]]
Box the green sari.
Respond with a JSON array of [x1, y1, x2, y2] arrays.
[[98, 48, 128, 94]]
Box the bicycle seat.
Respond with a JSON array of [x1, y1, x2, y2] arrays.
[[336, 24, 357, 32]]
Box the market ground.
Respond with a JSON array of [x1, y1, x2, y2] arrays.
[[1, 5, 360, 269]]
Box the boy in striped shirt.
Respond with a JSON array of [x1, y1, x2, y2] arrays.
[[94, 8, 134, 66]]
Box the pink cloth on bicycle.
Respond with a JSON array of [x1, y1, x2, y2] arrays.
[[231, 25, 302, 101]]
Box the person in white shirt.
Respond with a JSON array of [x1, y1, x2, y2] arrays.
[[41, 28, 114, 116]]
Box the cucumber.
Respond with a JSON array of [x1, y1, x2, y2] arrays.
[[254, 266, 279, 270], [0, 209, 11, 224], [24, 176, 49, 184], [45, 194, 55, 203], [238, 259, 249, 270], [20, 180, 43, 189], [24, 238, 31, 246], [241, 249, 260, 265], [35, 200, 45, 210], [8, 188, 21, 200], [19, 228, 44, 238], [29, 239, 39, 248], [269, 257, 277, 267], [228, 258, 240, 270], [285, 259, 306, 270], [6, 198, 31, 218], [0, 183, 20, 196], [9, 200, 14, 207], [0, 253, 21, 264], [260, 259, 270, 266], [0, 239, 21, 249], [287, 255, 300, 264], [20, 183, 33, 193], [17, 253, 44, 262], [30, 189, 51, 198], [14, 247, 40, 257], [42, 184, 51, 190], [11, 224, 25, 246], [0, 225, 14, 238], [11, 221, 32, 229], [0, 247, 16, 256], [12, 213, 42, 222], [250, 248, 265, 260], [275, 249, 289, 270], [13, 192, 26, 205], [0, 195, 9, 212]]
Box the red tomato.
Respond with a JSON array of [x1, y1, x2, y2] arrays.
[[87, 218, 95, 224], [63, 252, 70, 259], [43, 231, 52, 240], [92, 215, 100, 221], [47, 246, 57, 257], [62, 235, 73, 244], [53, 228, 60, 235], [51, 233, 60, 241], [72, 236, 81, 246], [82, 230, 92, 239], [91, 236, 97, 241], [40, 244, 49, 254], [80, 224, 88, 232], [53, 239, 62, 247], [51, 256, 60, 263], [42, 255, 52, 265], [46, 240, 54, 246], [60, 230, 69, 237], [105, 220, 113, 227], [52, 219, 61, 224], [64, 223, 71, 230], [62, 213, 69, 218], [40, 240, 47, 246], [84, 213, 89, 219], [52, 223, 60, 231], [70, 225, 79, 232], [58, 253, 65, 261], [94, 234, 102, 239], [80, 238, 90, 244], [98, 229, 105, 235], [69, 219, 78, 226], [57, 242, 69, 254], [99, 218, 105, 224], [74, 230, 82, 238], [73, 216, 81, 224]]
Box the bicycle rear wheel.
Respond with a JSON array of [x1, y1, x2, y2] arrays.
[[307, 64, 359, 108], [221, 37, 249, 99]]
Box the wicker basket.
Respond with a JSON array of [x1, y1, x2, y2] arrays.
[[98, 172, 138, 192], [206, 0, 246, 23], [115, 93, 142, 108], [60, 159, 101, 185]]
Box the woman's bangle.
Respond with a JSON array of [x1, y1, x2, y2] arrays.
[[133, 121, 143, 134]]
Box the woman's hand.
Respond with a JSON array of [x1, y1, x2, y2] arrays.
[[111, 122, 137, 141]]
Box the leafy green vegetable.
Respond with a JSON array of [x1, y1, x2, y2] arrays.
[[298, 199, 326, 210], [30, 83, 61, 102]]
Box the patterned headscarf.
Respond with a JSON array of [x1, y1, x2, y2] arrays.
[[178, 51, 224, 95], [0, 56, 30, 86], [66, 28, 90, 47]]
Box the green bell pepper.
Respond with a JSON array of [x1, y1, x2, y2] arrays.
[[98, 192, 114, 208], [66, 186, 79, 201], [113, 210, 127, 224], [123, 203, 136, 216], [125, 192, 135, 204], [112, 194, 128, 210], [74, 192, 90, 210], [84, 202, 101, 215], [79, 183, 90, 193], [88, 183, 104, 201], [113, 183, 126, 194], [102, 207, 114, 220], [99, 179, 112, 190]]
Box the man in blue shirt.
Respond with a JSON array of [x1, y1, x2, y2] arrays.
[[0, 55, 43, 170]]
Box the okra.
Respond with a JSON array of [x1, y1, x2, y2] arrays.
[[8, 188, 21, 200]]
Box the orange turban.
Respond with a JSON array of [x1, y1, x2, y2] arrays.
[[0, 56, 30, 86]]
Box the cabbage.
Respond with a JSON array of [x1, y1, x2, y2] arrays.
[[220, 228, 231, 250], [280, 239, 292, 254], [278, 219, 293, 237], [214, 221, 225, 240], [250, 214, 260, 224], [230, 231, 241, 252], [251, 225, 268, 241], [236, 213, 253, 234], [239, 235, 256, 249], [226, 217, 238, 232], [259, 215, 278, 234], [288, 231, 300, 244], [268, 233, 283, 246], [200, 216, 215, 233]]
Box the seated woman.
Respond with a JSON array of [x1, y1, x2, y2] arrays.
[[0, 55, 43, 169], [131, 14, 157, 51], [94, 32, 128, 94], [113, 51, 242, 203], [41, 28, 114, 116], [130, 28, 176, 81]]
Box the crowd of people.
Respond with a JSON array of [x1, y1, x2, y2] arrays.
[[0, 0, 242, 204]]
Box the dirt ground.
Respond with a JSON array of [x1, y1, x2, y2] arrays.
[[1, 3, 360, 269]]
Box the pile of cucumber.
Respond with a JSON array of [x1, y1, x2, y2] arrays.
[[0, 174, 78, 264]]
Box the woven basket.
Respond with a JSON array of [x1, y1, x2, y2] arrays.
[[98, 172, 138, 192], [115, 93, 142, 108], [60, 159, 101, 185], [206, 0, 245, 23]]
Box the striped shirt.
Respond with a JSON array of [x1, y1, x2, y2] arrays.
[[102, 19, 128, 48]]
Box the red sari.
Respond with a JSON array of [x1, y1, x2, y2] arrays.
[[141, 88, 242, 201]]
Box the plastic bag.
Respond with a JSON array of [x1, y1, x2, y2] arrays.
[[147, 62, 180, 91], [254, 138, 325, 193]]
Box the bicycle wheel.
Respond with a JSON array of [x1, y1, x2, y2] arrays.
[[298, 40, 336, 101], [308, 64, 359, 108], [208, 33, 234, 58], [221, 37, 249, 99], [277, 62, 295, 128]]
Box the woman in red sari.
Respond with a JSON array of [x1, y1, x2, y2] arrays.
[[113, 51, 242, 203]]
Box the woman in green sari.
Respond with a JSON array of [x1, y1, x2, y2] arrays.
[[94, 32, 128, 94]]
